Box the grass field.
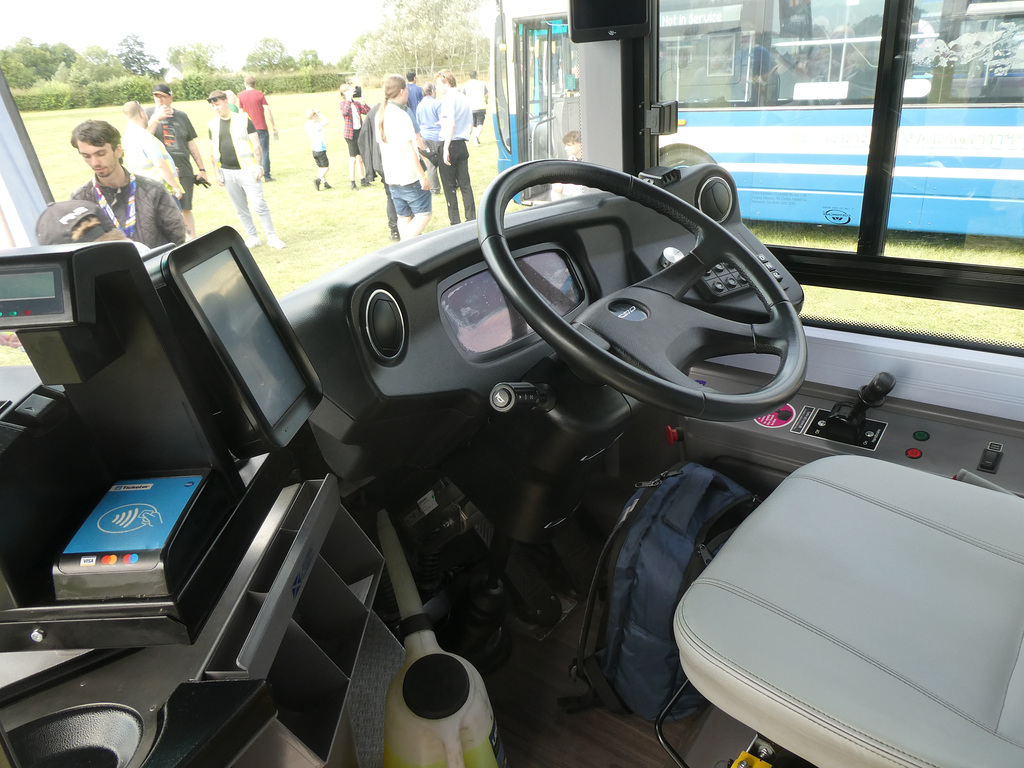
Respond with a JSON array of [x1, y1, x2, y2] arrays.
[[2, 93, 1022, 368]]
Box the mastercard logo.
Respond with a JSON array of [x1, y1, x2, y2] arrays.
[[97, 554, 140, 565]]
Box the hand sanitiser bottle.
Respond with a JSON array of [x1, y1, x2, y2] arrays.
[[378, 510, 508, 768]]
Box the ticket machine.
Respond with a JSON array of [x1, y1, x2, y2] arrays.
[[0, 230, 392, 767]]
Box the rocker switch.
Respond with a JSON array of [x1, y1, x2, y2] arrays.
[[978, 442, 1003, 474]]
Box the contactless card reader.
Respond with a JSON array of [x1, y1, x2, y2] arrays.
[[54, 475, 206, 600]]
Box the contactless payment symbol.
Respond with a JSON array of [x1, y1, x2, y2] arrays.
[[755, 404, 795, 428], [98, 504, 163, 534]]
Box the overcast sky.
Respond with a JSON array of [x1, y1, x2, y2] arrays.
[[1, 4, 384, 70]]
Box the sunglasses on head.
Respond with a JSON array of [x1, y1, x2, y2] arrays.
[[208, 96, 226, 103]]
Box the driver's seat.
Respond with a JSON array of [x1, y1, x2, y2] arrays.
[[674, 454, 1024, 767]]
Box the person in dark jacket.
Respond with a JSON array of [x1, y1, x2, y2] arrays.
[[359, 101, 400, 241], [69, 120, 186, 248]]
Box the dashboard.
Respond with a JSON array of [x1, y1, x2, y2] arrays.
[[279, 165, 802, 484]]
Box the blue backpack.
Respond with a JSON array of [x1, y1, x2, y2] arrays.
[[565, 462, 756, 721]]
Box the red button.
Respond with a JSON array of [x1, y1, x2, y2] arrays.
[[906, 448, 923, 459]]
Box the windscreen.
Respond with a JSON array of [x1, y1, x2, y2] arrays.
[[181, 249, 307, 428]]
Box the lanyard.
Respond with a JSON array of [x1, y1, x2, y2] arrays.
[[93, 174, 137, 239]]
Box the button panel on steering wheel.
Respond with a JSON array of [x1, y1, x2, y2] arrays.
[[698, 262, 750, 300], [697, 254, 785, 302]]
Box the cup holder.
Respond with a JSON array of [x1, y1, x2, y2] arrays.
[[8, 704, 143, 768]]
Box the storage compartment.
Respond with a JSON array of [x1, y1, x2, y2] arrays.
[[209, 476, 390, 766], [319, 508, 384, 606], [7, 704, 143, 768], [269, 621, 349, 762], [293, 559, 369, 679]]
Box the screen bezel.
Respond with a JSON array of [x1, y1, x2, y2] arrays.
[[569, 0, 651, 43], [162, 226, 321, 453]]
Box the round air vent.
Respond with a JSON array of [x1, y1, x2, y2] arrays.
[[696, 176, 734, 223], [364, 288, 406, 363]]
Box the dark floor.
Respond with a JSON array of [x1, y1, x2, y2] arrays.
[[484, 604, 702, 768]]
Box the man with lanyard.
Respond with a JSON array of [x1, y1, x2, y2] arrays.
[[434, 68, 476, 227], [146, 84, 208, 239], [207, 90, 286, 250], [70, 120, 186, 248]]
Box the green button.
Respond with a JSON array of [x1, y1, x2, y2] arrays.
[[913, 430, 930, 441]]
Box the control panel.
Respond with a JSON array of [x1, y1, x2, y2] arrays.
[[695, 254, 787, 302], [682, 367, 1024, 496]]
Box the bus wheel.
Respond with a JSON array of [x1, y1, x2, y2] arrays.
[[658, 144, 715, 168]]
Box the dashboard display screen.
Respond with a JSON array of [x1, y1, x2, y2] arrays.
[[182, 249, 309, 428], [441, 250, 582, 354]]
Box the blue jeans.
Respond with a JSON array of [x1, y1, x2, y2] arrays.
[[256, 129, 271, 177], [390, 181, 432, 217]]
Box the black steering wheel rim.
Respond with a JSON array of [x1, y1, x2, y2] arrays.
[[478, 160, 807, 421]]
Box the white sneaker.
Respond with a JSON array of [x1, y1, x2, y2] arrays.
[[266, 235, 286, 250], [244, 235, 260, 248]]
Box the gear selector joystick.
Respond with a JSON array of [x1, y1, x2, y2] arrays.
[[825, 372, 896, 445]]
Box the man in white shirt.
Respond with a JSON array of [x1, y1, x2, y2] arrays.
[[435, 69, 476, 227], [461, 70, 489, 145]]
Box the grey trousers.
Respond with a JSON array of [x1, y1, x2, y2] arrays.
[[221, 166, 276, 238]]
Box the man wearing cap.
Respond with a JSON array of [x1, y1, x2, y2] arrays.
[[146, 83, 208, 239], [69, 120, 186, 248], [207, 90, 285, 249], [36, 200, 122, 245]]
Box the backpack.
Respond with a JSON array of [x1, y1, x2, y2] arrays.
[[564, 462, 757, 721]]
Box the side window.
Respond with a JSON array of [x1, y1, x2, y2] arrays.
[[656, 0, 1024, 350]]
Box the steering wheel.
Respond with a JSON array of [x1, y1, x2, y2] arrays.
[[478, 160, 807, 421]]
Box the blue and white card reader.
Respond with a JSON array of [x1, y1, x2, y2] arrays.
[[54, 475, 207, 600]]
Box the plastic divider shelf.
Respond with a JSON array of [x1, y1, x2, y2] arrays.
[[206, 475, 386, 767]]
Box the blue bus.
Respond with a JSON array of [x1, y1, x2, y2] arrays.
[[493, 0, 580, 201], [657, 0, 1024, 237], [497, 0, 1024, 235]]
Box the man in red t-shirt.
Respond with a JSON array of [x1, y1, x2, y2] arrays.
[[237, 75, 279, 181]]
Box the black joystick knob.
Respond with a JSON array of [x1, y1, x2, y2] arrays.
[[825, 371, 896, 445], [858, 372, 896, 409]]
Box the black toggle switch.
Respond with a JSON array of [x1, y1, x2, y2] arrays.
[[978, 442, 1003, 474]]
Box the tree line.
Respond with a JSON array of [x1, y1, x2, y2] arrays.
[[1, 0, 488, 108], [0, 35, 348, 91]]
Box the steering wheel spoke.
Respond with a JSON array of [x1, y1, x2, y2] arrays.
[[577, 288, 759, 375], [478, 160, 807, 421]]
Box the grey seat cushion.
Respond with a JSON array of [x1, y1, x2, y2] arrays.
[[675, 454, 1024, 768]]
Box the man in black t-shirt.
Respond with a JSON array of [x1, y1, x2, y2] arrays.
[[206, 90, 285, 249], [146, 84, 208, 239]]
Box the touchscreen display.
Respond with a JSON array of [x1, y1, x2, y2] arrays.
[[182, 249, 307, 427], [441, 250, 582, 354]]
